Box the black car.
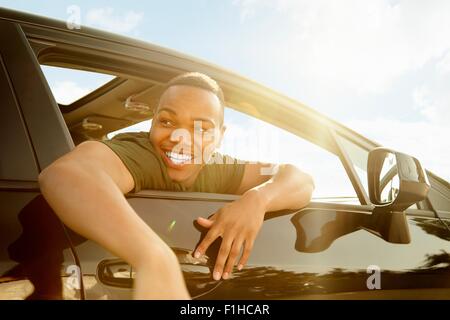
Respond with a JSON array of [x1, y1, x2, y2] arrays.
[[0, 8, 449, 300]]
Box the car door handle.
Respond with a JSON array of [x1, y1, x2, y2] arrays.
[[96, 258, 134, 288], [172, 247, 211, 268], [96, 247, 214, 289]]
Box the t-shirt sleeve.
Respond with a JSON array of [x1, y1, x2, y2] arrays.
[[99, 133, 168, 193], [202, 154, 247, 194]]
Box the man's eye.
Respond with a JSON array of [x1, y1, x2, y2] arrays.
[[194, 127, 206, 133], [159, 119, 173, 126]]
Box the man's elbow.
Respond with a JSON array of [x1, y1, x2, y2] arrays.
[[302, 170, 315, 196], [284, 164, 315, 190], [282, 164, 315, 209], [302, 172, 315, 192], [292, 183, 314, 210]]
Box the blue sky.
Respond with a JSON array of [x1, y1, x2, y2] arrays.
[[1, 0, 449, 185]]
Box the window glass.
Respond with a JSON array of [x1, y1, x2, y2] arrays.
[[335, 134, 369, 195], [107, 120, 152, 139], [40, 65, 115, 105], [220, 108, 358, 203]]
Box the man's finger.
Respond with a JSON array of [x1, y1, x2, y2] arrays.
[[237, 239, 254, 270], [194, 228, 220, 258], [223, 239, 243, 279], [196, 216, 214, 228], [212, 236, 233, 281]]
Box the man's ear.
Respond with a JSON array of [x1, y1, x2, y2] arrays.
[[148, 120, 154, 136], [216, 125, 226, 148]]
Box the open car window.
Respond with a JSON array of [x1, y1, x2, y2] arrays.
[[220, 108, 359, 203], [40, 65, 115, 106]]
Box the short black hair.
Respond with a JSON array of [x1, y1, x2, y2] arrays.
[[161, 72, 225, 125], [165, 72, 225, 106]]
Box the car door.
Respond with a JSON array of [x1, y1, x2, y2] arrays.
[[0, 17, 81, 300]]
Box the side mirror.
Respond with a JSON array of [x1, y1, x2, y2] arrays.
[[368, 147, 430, 211]]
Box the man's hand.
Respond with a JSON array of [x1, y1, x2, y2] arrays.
[[193, 163, 314, 282], [194, 190, 266, 280]]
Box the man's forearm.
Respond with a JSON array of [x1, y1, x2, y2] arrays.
[[244, 164, 315, 212]]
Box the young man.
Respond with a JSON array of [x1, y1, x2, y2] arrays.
[[38, 72, 315, 299]]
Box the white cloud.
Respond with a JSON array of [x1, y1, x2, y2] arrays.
[[233, 0, 450, 95], [233, 0, 258, 22], [412, 86, 438, 122], [51, 81, 90, 105], [436, 50, 450, 75], [412, 64, 450, 125], [86, 7, 144, 34]]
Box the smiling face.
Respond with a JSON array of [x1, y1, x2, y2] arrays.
[[149, 84, 225, 186]]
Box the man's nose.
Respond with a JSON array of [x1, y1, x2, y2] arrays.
[[170, 127, 193, 147]]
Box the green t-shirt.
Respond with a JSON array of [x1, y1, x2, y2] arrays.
[[100, 131, 246, 194]]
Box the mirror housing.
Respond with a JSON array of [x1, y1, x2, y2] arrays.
[[368, 147, 430, 211]]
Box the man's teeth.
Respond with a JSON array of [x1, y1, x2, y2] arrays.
[[165, 151, 192, 164]]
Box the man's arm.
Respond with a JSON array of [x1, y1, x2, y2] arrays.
[[38, 141, 189, 299], [236, 163, 315, 210], [195, 162, 315, 280]]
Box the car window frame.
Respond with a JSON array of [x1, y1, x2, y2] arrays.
[[33, 41, 380, 206]]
